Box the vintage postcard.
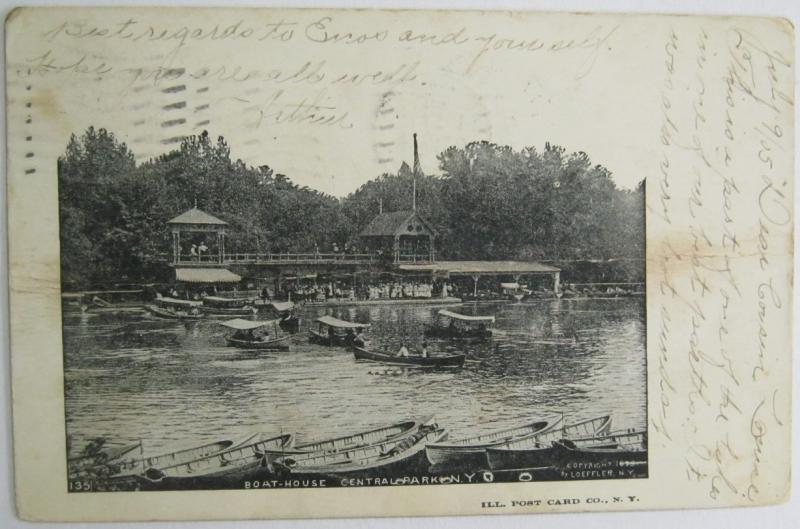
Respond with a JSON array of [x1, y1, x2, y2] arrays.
[[4, 5, 793, 522]]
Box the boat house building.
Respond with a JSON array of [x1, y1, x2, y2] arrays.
[[358, 210, 436, 263]]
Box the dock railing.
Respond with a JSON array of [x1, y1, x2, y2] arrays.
[[162, 252, 434, 266]]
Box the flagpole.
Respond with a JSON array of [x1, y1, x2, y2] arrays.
[[412, 133, 418, 211]]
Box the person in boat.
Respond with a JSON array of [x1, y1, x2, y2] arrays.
[[397, 342, 410, 357], [421, 339, 429, 358], [353, 330, 366, 348], [344, 328, 356, 346], [190, 244, 198, 261], [327, 325, 336, 344], [198, 241, 208, 258]]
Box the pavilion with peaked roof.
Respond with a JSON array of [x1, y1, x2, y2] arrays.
[[166, 207, 242, 285], [167, 207, 229, 265], [359, 210, 436, 263]]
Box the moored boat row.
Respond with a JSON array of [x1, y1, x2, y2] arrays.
[[70, 413, 644, 491], [145, 297, 299, 325]]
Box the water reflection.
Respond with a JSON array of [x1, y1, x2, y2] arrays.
[[63, 298, 645, 455]]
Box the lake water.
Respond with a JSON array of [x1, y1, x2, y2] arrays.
[[63, 298, 646, 466]]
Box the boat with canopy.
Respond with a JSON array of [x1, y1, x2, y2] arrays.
[[201, 296, 257, 316], [500, 282, 528, 302], [309, 315, 370, 346], [264, 301, 300, 333], [424, 309, 495, 339], [145, 297, 203, 319], [219, 318, 291, 350]]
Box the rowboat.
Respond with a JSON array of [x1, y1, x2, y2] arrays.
[[353, 346, 465, 368], [219, 318, 292, 350], [137, 433, 294, 489], [551, 430, 647, 464], [272, 425, 447, 479], [424, 310, 494, 339], [485, 415, 613, 470], [257, 419, 427, 462], [93, 439, 242, 479], [145, 298, 203, 320], [309, 315, 370, 346], [68, 441, 143, 477], [202, 296, 257, 316], [426, 417, 560, 469]]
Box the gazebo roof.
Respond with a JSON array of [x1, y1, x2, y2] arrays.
[[167, 207, 227, 226]]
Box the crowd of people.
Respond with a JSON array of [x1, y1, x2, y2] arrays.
[[286, 280, 446, 303]]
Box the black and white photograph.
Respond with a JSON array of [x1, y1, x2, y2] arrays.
[[59, 129, 646, 492]]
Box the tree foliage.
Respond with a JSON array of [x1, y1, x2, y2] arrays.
[[58, 130, 644, 288]]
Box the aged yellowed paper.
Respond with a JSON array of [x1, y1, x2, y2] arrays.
[[4, 6, 793, 521]]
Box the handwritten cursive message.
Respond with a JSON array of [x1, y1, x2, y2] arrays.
[[651, 19, 792, 505]]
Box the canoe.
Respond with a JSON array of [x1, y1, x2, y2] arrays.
[[137, 433, 294, 489], [225, 334, 292, 351], [551, 430, 647, 464], [353, 346, 465, 368], [485, 415, 613, 470], [272, 426, 447, 479], [258, 419, 427, 462], [145, 305, 203, 320], [68, 441, 143, 477], [426, 417, 560, 469]]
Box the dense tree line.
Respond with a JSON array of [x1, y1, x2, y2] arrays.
[[58, 129, 644, 289]]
